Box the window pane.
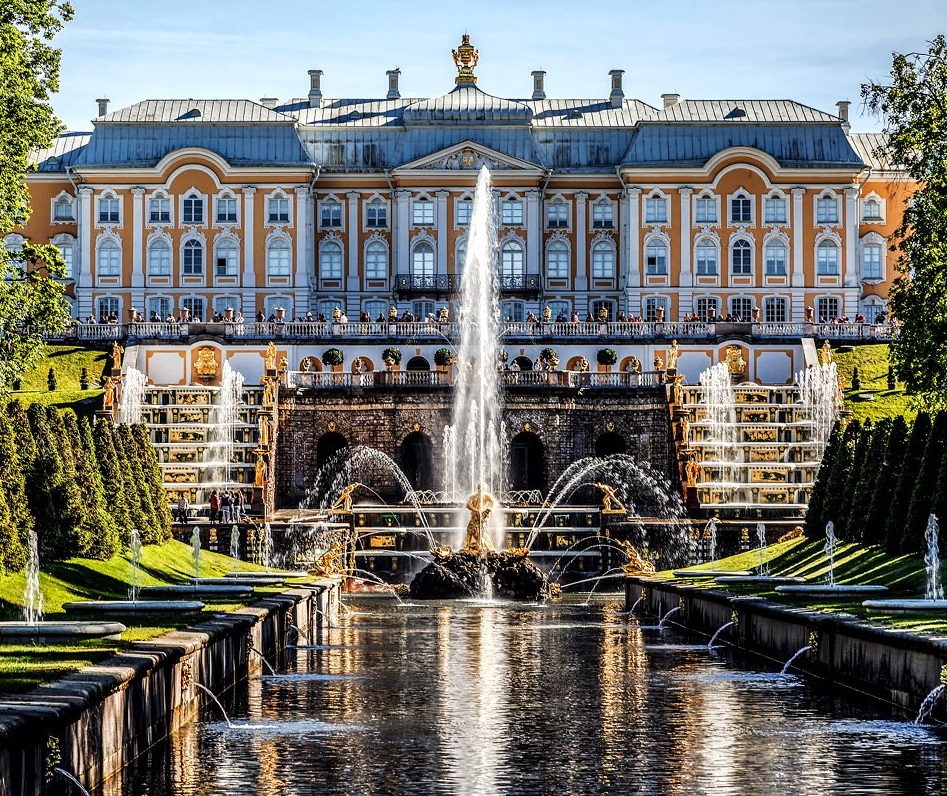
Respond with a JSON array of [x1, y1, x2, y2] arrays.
[[148, 242, 171, 275], [412, 242, 434, 276], [367, 201, 387, 227], [817, 241, 839, 275], [320, 244, 343, 280], [695, 198, 716, 223], [321, 201, 342, 227], [546, 243, 569, 279], [501, 242, 524, 278], [731, 240, 752, 274], [592, 202, 613, 228], [731, 196, 751, 224], [412, 201, 434, 226], [501, 201, 523, 226], [456, 201, 472, 226], [863, 244, 882, 279], [764, 197, 786, 223], [765, 298, 787, 323], [267, 241, 291, 276], [215, 242, 237, 277], [765, 242, 787, 275], [646, 243, 667, 275], [547, 203, 567, 227], [182, 240, 204, 275], [695, 241, 717, 275], [365, 243, 388, 280], [817, 197, 839, 223], [730, 297, 752, 321]]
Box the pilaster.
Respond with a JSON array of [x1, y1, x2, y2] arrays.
[[575, 192, 588, 292], [526, 190, 540, 277], [130, 189, 145, 312], [346, 191, 360, 292], [295, 186, 312, 312], [436, 191, 449, 275], [678, 187, 693, 288], [623, 187, 641, 315], [242, 187, 257, 317], [76, 186, 94, 318], [395, 190, 410, 281]]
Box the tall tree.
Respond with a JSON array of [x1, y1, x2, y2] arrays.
[[863, 37, 947, 403], [805, 422, 841, 538], [888, 412, 933, 553], [848, 418, 892, 543], [113, 424, 151, 539], [873, 415, 910, 551], [92, 419, 130, 541], [820, 419, 860, 532], [0, 412, 27, 572], [0, 2, 74, 392], [132, 423, 171, 542], [906, 411, 947, 543], [837, 420, 873, 538]]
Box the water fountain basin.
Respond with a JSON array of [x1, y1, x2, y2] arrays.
[[138, 584, 253, 599], [62, 600, 205, 614], [197, 576, 285, 587], [225, 571, 309, 580], [672, 569, 752, 579], [714, 575, 808, 585], [0, 621, 126, 642], [776, 584, 888, 597], [861, 599, 947, 613]]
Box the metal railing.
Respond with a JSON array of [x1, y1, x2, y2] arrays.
[[286, 368, 663, 389]]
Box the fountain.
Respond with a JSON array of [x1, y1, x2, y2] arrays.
[[714, 522, 806, 586], [53, 767, 92, 796], [117, 366, 147, 425], [776, 521, 888, 597], [863, 514, 947, 612], [672, 517, 752, 578], [0, 531, 127, 640], [780, 644, 813, 674], [226, 522, 308, 581], [707, 620, 735, 648]]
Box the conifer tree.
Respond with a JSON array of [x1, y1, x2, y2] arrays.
[[7, 399, 36, 468], [847, 417, 892, 544], [836, 420, 873, 538], [117, 424, 157, 542], [93, 418, 131, 542], [132, 423, 171, 542], [805, 422, 840, 537], [0, 413, 27, 572], [931, 446, 947, 541], [877, 415, 911, 552], [820, 419, 860, 532], [905, 412, 947, 548], [888, 412, 933, 554]]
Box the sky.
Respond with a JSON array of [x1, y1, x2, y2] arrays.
[[52, 0, 947, 132]]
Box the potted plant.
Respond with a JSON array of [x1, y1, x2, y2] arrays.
[[383, 347, 402, 370], [434, 348, 454, 367], [322, 348, 344, 371], [540, 347, 559, 370], [597, 348, 618, 371]]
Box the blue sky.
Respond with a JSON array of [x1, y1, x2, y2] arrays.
[[53, 0, 946, 132]]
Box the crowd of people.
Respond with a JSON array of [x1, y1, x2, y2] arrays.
[[174, 488, 249, 524]]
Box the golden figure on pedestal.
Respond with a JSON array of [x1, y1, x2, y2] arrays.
[[666, 340, 680, 371], [620, 542, 656, 575], [264, 342, 277, 372], [726, 345, 747, 375], [330, 483, 361, 514], [592, 482, 627, 514], [195, 347, 218, 379], [111, 341, 124, 371], [460, 487, 496, 555]]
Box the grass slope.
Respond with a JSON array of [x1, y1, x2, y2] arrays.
[[830, 343, 916, 424], [10, 344, 107, 414]]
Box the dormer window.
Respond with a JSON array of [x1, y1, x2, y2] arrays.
[[267, 195, 290, 224], [321, 199, 343, 228], [412, 200, 434, 227], [98, 195, 120, 224], [645, 195, 668, 224], [501, 200, 523, 226], [53, 196, 74, 221], [592, 200, 614, 229], [182, 194, 204, 225], [149, 195, 171, 224]]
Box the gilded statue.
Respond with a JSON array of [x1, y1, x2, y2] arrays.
[[620, 542, 656, 576], [278, 356, 288, 372], [254, 454, 267, 487], [592, 482, 626, 514], [438, 306, 449, 323], [258, 413, 270, 447], [726, 345, 747, 375], [195, 347, 218, 378], [103, 375, 118, 408], [653, 355, 665, 371], [624, 357, 641, 373], [452, 34, 479, 84], [301, 357, 312, 372], [264, 342, 277, 372], [330, 482, 361, 514], [314, 543, 346, 577], [262, 377, 277, 406], [461, 487, 496, 555], [821, 339, 833, 365], [666, 340, 680, 371], [685, 458, 700, 487], [111, 341, 124, 371]]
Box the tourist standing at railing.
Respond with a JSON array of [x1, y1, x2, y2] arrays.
[[209, 490, 219, 524], [220, 491, 232, 524], [176, 495, 189, 524]]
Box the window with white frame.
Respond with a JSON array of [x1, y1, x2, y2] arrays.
[[546, 241, 569, 280], [266, 239, 291, 277], [730, 297, 753, 321], [413, 300, 435, 320], [366, 200, 387, 227], [695, 196, 717, 224], [730, 194, 752, 224], [182, 239, 204, 276], [592, 300, 614, 321], [764, 240, 787, 275], [731, 239, 752, 275], [592, 200, 614, 228], [455, 241, 467, 274], [645, 240, 668, 275], [148, 296, 171, 320], [411, 241, 435, 276], [267, 195, 290, 224], [501, 240, 525, 279], [764, 196, 787, 223], [863, 301, 886, 323], [319, 241, 343, 281], [55, 241, 74, 279], [364, 299, 387, 321], [816, 195, 839, 224], [456, 200, 472, 226], [817, 296, 840, 322], [147, 239, 171, 276], [644, 297, 668, 322], [53, 195, 74, 221], [863, 198, 882, 221], [212, 296, 239, 317], [3, 233, 23, 253], [546, 200, 568, 228], [862, 243, 883, 280], [98, 195, 120, 224], [214, 240, 238, 277], [501, 300, 524, 322], [365, 241, 388, 281], [317, 299, 342, 320], [696, 297, 719, 321], [695, 239, 718, 275], [764, 296, 788, 323], [644, 195, 668, 224], [817, 239, 839, 275], [97, 240, 121, 276], [412, 200, 434, 226], [216, 194, 238, 224], [97, 297, 119, 321], [547, 300, 570, 321], [501, 200, 523, 226], [264, 296, 292, 319], [321, 199, 342, 228], [182, 194, 204, 225], [182, 297, 204, 322], [149, 194, 171, 224], [591, 241, 615, 279]]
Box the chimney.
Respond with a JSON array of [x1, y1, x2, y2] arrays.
[[308, 69, 323, 109], [531, 70, 546, 101], [608, 70, 624, 108], [836, 100, 851, 132], [386, 69, 401, 100], [661, 93, 680, 110], [260, 97, 279, 109], [96, 98, 110, 116]]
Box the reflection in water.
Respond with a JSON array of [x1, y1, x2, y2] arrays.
[[115, 598, 947, 796]]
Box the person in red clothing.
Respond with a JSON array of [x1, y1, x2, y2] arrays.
[[209, 490, 220, 524]]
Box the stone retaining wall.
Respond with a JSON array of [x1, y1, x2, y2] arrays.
[[625, 577, 947, 713], [0, 580, 340, 795]]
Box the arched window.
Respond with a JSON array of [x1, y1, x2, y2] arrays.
[[147, 239, 171, 276], [266, 239, 291, 277], [695, 239, 718, 276], [546, 240, 569, 280], [319, 241, 343, 280], [501, 240, 525, 280], [817, 240, 839, 275], [645, 240, 667, 275], [215, 239, 238, 277], [731, 239, 752, 275], [764, 240, 787, 276], [365, 241, 388, 281], [182, 239, 203, 276], [54, 195, 74, 221], [366, 199, 387, 227], [97, 240, 121, 276], [591, 241, 615, 279], [863, 198, 882, 221], [411, 241, 435, 277]]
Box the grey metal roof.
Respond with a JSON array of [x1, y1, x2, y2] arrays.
[[97, 99, 294, 124], [533, 130, 636, 171], [30, 132, 92, 171], [525, 99, 656, 127], [403, 86, 533, 126], [848, 132, 896, 170], [650, 100, 841, 124], [281, 98, 419, 127], [623, 124, 863, 168]]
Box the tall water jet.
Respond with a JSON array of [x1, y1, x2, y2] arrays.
[[697, 362, 743, 502], [203, 361, 245, 488], [757, 522, 769, 576], [824, 521, 837, 587], [128, 529, 143, 602], [192, 527, 202, 580], [23, 530, 43, 624], [230, 525, 240, 562], [925, 514, 943, 601], [795, 362, 840, 460], [118, 367, 147, 425]]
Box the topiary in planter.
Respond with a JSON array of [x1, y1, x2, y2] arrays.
[[321, 348, 344, 367], [434, 348, 454, 366], [382, 347, 403, 365], [852, 366, 862, 391], [597, 348, 618, 366], [47, 368, 57, 391], [79, 367, 90, 390]]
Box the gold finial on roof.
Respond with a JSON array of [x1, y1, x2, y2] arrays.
[[452, 33, 479, 85]]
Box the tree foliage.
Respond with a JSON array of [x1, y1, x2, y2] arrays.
[[804, 422, 840, 538], [863, 36, 947, 403]]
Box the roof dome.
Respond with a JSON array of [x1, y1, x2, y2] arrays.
[[403, 85, 533, 126]]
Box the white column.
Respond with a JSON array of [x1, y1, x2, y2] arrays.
[[843, 186, 860, 317], [526, 190, 540, 278], [241, 187, 256, 318], [346, 191, 360, 292], [436, 191, 449, 274], [623, 187, 640, 316], [294, 186, 311, 313], [76, 186, 94, 318], [791, 188, 805, 287], [130, 188, 145, 293], [575, 192, 588, 292], [395, 190, 410, 280], [678, 187, 692, 288]]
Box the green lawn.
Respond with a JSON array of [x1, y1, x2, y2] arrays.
[[830, 343, 916, 423], [10, 344, 108, 414]]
